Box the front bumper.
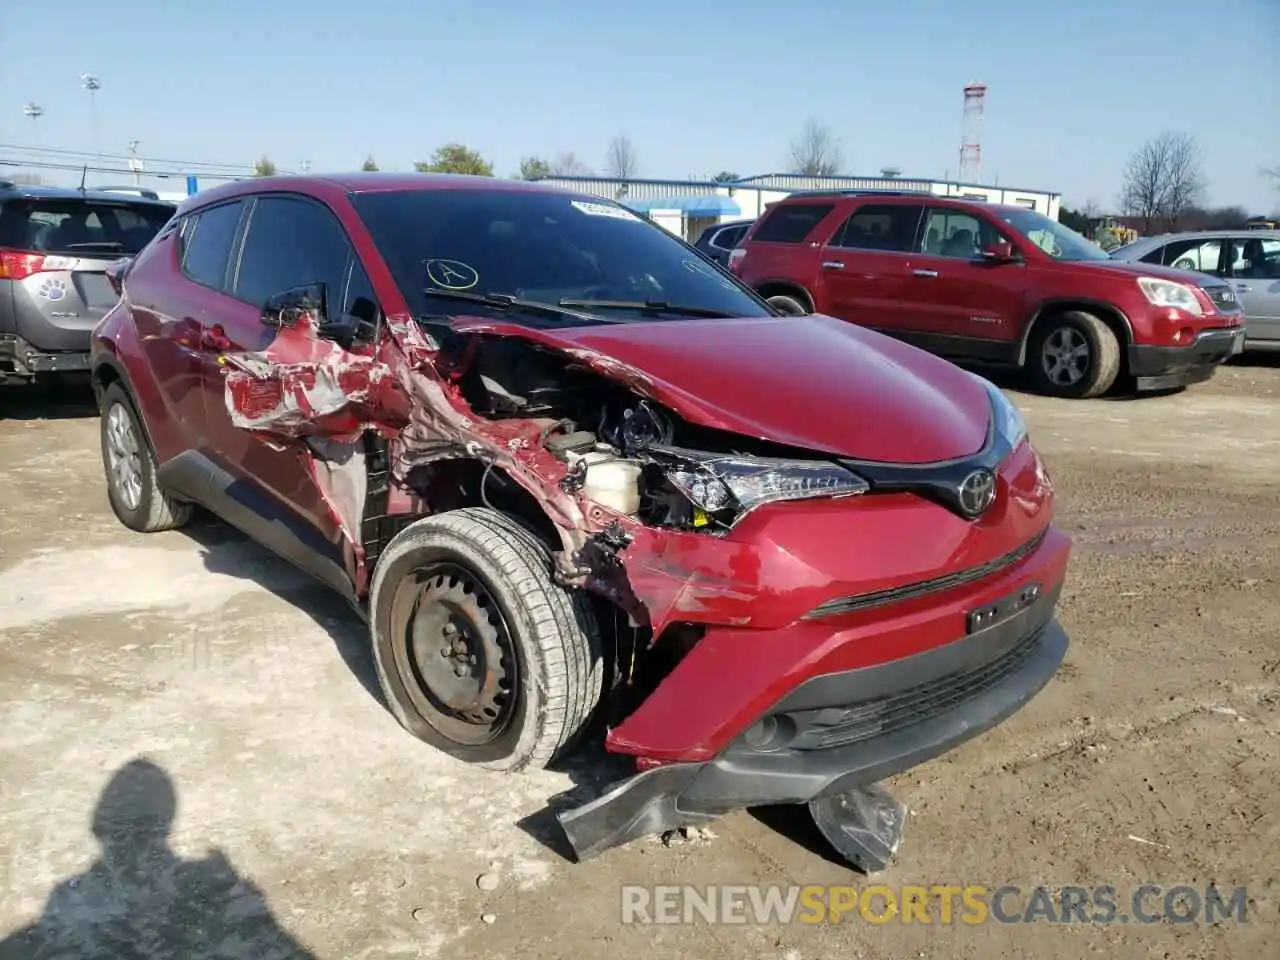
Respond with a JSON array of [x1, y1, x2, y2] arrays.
[[1128, 326, 1245, 391], [0, 333, 92, 384], [558, 581, 1069, 861]]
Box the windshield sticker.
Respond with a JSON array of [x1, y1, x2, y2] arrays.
[[570, 200, 643, 222], [682, 258, 738, 291], [425, 259, 479, 291]]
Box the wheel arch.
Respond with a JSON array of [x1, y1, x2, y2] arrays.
[[754, 279, 814, 312], [1017, 299, 1134, 368]]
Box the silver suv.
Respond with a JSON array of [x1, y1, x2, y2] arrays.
[[1110, 229, 1280, 351], [0, 180, 174, 385]]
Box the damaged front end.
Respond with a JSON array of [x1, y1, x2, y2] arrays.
[[221, 303, 1069, 873]]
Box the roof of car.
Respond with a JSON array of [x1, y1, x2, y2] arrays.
[[0, 181, 175, 207], [173, 171, 600, 215]]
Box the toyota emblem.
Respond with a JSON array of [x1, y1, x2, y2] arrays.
[[958, 469, 997, 517]]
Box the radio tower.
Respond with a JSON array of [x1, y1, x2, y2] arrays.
[[959, 82, 987, 183]]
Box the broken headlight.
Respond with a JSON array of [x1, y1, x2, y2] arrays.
[[663, 450, 870, 517]]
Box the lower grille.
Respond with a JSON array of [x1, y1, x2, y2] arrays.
[[797, 625, 1046, 751]]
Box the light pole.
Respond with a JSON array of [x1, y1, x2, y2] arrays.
[[22, 103, 43, 171], [128, 139, 143, 187], [81, 73, 102, 160]]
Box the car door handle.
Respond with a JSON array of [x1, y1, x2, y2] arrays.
[[822, 261, 845, 270], [1235, 284, 1251, 292], [912, 269, 939, 278]]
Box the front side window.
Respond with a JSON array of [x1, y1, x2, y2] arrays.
[[352, 189, 771, 326], [1234, 237, 1280, 279], [234, 197, 353, 307], [919, 208, 1008, 258], [181, 200, 245, 290], [996, 207, 1111, 262]]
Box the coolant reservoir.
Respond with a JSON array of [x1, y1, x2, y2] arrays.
[[576, 451, 642, 514]]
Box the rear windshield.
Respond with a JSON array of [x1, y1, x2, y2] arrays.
[[352, 188, 771, 326], [749, 203, 835, 243], [0, 198, 174, 256]]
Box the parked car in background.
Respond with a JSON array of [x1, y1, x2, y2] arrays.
[[0, 180, 174, 386], [693, 218, 754, 267], [91, 173, 1070, 869], [1109, 230, 1280, 352], [728, 190, 1246, 398]]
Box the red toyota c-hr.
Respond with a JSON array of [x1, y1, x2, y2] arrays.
[[91, 174, 1071, 869]]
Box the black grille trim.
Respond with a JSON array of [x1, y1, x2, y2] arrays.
[[803, 528, 1047, 620], [796, 624, 1046, 750]]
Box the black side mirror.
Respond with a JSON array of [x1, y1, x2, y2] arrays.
[[262, 282, 328, 330]]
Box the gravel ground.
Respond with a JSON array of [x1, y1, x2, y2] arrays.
[[1, 358, 1277, 960]]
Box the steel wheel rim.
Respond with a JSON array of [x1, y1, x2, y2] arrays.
[[105, 403, 144, 511], [390, 562, 518, 747], [1041, 327, 1091, 387]]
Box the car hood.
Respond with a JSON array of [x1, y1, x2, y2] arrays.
[[1084, 258, 1229, 286], [450, 313, 992, 464]]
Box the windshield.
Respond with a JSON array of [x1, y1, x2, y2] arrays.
[[0, 198, 174, 256], [997, 208, 1111, 262], [351, 188, 771, 326]]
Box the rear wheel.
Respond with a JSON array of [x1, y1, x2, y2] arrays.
[[1028, 310, 1121, 399], [766, 294, 809, 315], [99, 382, 193, 532], [369, 507, 603, 771]]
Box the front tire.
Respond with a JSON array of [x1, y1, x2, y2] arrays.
[[1028, 310, 1121, 399], [369, 507, 603, 771], [766, 294, 809, 316], [99, 381, 193, 532]]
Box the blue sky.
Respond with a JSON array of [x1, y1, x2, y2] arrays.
[[2, 0, 1277, 212]]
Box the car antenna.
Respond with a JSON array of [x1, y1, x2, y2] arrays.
[[78, 164, 88, 194]]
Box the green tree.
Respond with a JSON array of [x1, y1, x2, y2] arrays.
[[253, 155, 277, 177], [414, 144, 493, 177], [361, 155, 379, 171], [712, 170, 739, 182], [518, 155, 551, 180]]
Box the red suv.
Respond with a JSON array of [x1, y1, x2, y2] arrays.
[[730, 191, 1246, 398], [91, 174, 1070, 869]]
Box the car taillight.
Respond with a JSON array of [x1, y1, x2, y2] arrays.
[[0, 249, 51, 280], [727, 248, 746, 273]]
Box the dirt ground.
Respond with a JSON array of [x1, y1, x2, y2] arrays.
[[1, 359, 1278, 960]]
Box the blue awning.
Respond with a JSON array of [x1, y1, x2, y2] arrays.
[[620, 195, 741, 217]]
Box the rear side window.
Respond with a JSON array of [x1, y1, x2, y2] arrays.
[[0, 199, 173, 256], [233, 197, 353, 307], [181, 200, 245, 290], [834, 204, 923, 252], [712, 225, 747, 249], [751, 203, 835, 243]]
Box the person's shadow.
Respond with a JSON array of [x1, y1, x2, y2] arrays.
[[0, 758, 316, 960]]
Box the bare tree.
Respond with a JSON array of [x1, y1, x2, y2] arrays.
[[549, 152, 593, 176], [605, 134, 638, 180], [789, 120, 843, 177], [1118, 132, 1205, 233]]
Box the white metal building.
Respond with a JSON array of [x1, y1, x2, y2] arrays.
[[535, 172, 1062, 243]]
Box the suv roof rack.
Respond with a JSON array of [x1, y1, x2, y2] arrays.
[[94, 185, 162, 200], [784, 188, 935, 200]]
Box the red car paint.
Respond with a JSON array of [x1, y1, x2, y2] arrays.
[[92, 174, 1069, 774], [732, 192, 1244, 391]]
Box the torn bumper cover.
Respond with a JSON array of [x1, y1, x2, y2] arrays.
[[557, 588, 1069, 861]]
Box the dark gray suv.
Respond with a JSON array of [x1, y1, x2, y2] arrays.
[[1, 180, 174, 385]]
